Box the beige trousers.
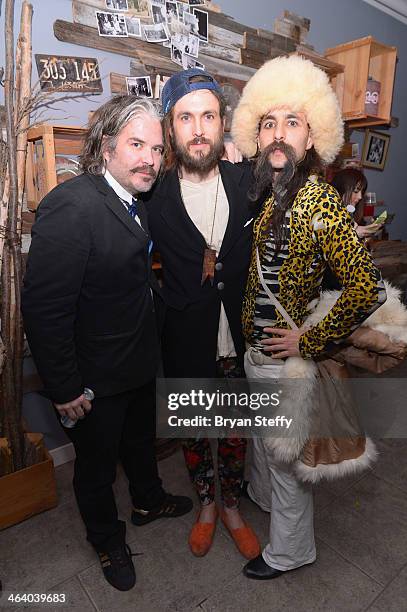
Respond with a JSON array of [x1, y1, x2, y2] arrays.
[[244, 351, 317, 571]]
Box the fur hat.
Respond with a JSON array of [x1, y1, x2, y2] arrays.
[[231, 55, 344, 163]]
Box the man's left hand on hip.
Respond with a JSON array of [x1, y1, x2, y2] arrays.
[[261, 328, 302, 358]]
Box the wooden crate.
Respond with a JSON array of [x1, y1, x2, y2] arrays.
[[0, 433, 58, 529], [25, 124, 86, 210], [325, 36, 397, 127]]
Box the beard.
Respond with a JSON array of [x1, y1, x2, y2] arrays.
[[248, 141, 298, 202], [172, 128, 225, 178]]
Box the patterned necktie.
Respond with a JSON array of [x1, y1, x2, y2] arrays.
[[127, 197, 138, 220]]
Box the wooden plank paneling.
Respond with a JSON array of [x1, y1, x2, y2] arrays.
[[292, 49, 344, 78], [282, 10, 311, 31], [243, 32, 273, 55], [256, 29, 297, 52], [72, 1, 241, 63], [110, 72, 129, 94], [207, 11, 257, 36], [239, 48, 268, 69], [209, 24, 243, 50], [54, 19, 169, 61]]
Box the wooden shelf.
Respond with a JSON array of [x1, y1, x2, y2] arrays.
[[325, 36, 397, 127], [25, 124, 85, 210]]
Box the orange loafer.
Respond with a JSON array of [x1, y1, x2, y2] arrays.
[[221, 510, 261, 560], [189, 509, 218, 557]]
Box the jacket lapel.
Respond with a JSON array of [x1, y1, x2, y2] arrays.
[[88, 174, 150, 247], [218, 161, 252, 259]]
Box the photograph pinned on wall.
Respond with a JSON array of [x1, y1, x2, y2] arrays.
[[142, 22, 170, 42], [361, 130, 390, 171], [163, 13, 185, 44], [177, 1, 190, 21], [189, 0, 205, 5], [171, 32, 199, 59], [151, 0, 166, 24], [96, 11, 128, 36], [192, 8, 208, 42], [183, 10, 199, 34], [171, 44, 183, 66], [165, 1, 179, 22], [182, 55, 205, 70], [105, 0, 128, 10], [184, 33, 199, 57], [154, 74, 170, 99], [126, 0, 151, 18], [126, 76, 153, 98], [125, 15, 142, 37]]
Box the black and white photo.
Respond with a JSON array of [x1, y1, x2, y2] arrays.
[[125, 15, 141, 37], [171, 44, 183, 66], [184, 33, 199, 57], [126, 75, 153, 97], [96, 10, 128, 36], [182, 55, 205, 70], [192, 8, 208, 42], [189, 0, 205, 5], [166, 1, 179, 22], [142, 22, 169, 42], [151, 1, 166, 24], [177, 1, 190, 21], [126, 0, 151, 18], [183, 10, 198, 34], [362, 130, 390, 170], [105, 0, 128, 10]]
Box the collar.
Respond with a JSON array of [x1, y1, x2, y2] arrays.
[[103, 169, 135, 206]]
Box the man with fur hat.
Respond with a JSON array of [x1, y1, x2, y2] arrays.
[[231, 55, 387, 580]]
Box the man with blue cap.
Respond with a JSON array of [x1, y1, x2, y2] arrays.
[[144, 68, 260, 559]]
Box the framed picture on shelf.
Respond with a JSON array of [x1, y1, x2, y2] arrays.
[[361, 130, 390, 170]]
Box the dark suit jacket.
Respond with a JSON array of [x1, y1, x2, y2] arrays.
[[22, 173, 162, 403], [144, 161, 257, 377]]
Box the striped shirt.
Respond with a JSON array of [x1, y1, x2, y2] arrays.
[[252, 210, 290, 351]]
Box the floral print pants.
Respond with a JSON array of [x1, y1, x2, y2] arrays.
[[182, 357, 247, 508], [182, 436, 247, 508]]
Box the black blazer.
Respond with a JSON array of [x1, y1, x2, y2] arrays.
[[144, 160, 257, 377], [22, 173, 162, 403]]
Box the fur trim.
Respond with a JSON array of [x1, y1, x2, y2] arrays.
[[231, 55, 344, 163], [293, 438, 378, 484], [263, 356, 317, 462], [261, 280, 404, 481]]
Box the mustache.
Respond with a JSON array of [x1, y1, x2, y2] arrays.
[[187, 137, 212, 146], [130, 165, 157, 179], [248, 141, 297, 202]]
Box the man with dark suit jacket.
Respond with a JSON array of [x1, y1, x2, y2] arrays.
[[22, 96, 192, 592], [143, 70, 260, 560]]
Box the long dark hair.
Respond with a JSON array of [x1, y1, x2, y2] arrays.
[[250, 146, 323, 254], [331, 168, 367, 208]]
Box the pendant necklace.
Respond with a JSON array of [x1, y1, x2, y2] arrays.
[[201, 173, 220, 285]]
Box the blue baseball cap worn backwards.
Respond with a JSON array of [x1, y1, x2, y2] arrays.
[[162, 68, 222, 115]]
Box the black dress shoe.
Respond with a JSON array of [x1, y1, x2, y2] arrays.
[[97, 543, 136, 591], [243, 554, 284, 580], [131, 493, 193, 526]]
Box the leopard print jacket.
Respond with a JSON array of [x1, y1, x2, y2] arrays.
[[242, 176, 386, 358]]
